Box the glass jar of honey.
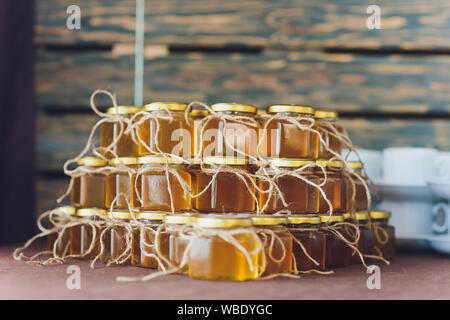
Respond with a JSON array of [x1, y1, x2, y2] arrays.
[[287, 215, 326, 271], [190, 108, 210, 159], [251, 215, 292, 276], [346, 211, 374, 265], [319, 214, 349, 268], [100, 106, 140, 159], [314, 110, 344, 159], [134, 156, 191, 212], [138, 102, 193, 159], [133, 211, 167, 268], [188, 215, 260, 281], [106, 157, 138, 210], [164, 213, 197, 273], [71, 157, 108, 209], [70, 208, 106, 259], [370, 210, 395, 261], [47, 206, 76, 257], [258, 158, 319, 214], [259, 105, 318, 159], [315, 160, 346, 213], [345, 161, 369, 211], [202, 103, 258, 159], [195, 156, 255, 213]]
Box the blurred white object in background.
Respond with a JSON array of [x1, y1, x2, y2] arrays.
[[343, 148, 382, 181]]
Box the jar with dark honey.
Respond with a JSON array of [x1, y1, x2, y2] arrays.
[[344, 212, 374, 265], [195, 156, 255, 213], [345, 161, 369, 211], [70, 208, 106, 260], [251, 215, 292, 276], [319, 214, 349, 268], [47, 206, 76, 257], [202, 103, 258, 159], [314, 110, 344, 159], [259, 105, 318, 159], [71, 157, 107, 209], [134, 156, 191, 212], [258, 158, 319, 214], [100, 106, 140, 159], [188, 215, 259, 281], [370, 210, 395, 261], [190, 108, 210, 159], [315, 160, 346, 213], [105, 157, 138, 210], [286, 215, 326, 271]]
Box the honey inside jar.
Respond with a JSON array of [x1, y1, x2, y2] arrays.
[[347, 211, 374, 265], [47, 206, 76, 256], [287, 215, 326, 271], [105, 157, 138, 209], [320, 214, 349, 268], [314, 110, 344, 159], [202, 103, 258, 159], [345, 161, 369, 211], [190, 108, 209, 159], [188, 215, 260, 281], [134, 156, 191, 212], [195, 156, 255, 213], [70, 208, 106, 260], [258, 158, 319, 214], [71, 157, 107, 209], [259, 105, 319, 159], [100, 106, 140, 159], [138, 102, 193, 159], [370, 210, 395, 261], [101, 210, 134, 265], [251, 215, 292, 276], [315, 160, 346, 213]]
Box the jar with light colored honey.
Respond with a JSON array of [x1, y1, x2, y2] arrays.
[[134, 156, 191, 212], [47, 206, 76, 256], [251, 215, 292, 276], [195, 156, 255, 213], [106, 157, 138, 209], [190, 108, 210, 159], [319, 214, 349, 268], [370, 210, 395, 261], [258, 158, 319, 214], [347, 211, 374, 265], [287, 215, 326, 271], [314, 110, 344, 159], [71, 157, 108, 209], [70, 208, 106, 260], [345, 161, 369, 211], [202, 103, 258, 159], [100, 106, 140, 159], [258, 105, 319, 159], [315, 160, 346, 213], [138, 102, 193, 159], [188, 215, 260, 281]]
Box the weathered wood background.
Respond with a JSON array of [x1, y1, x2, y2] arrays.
[[35, 0, 450, 214]]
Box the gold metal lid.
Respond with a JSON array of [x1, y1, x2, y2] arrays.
[[211, 103, 257, 114], [144, 102, 188, 112], [203, 156, 248, 166], [107, 210, 134, 220], [137, 211, 167, 221], [196, 215, 252, 229], [342, 212, 351, 220], [355, 211, 369, 221], [77, 208, 107, 217], [106, 106, 140, 115], [267, 105, 314, 115], [251, 215, 287, 226], [287, 215, 321, 225], [347, 161, 364, 169], [77, 157, 107, 167], [369, 210, 391, 220], [268, 158, 314, 168], [55, 206, 76, 216], [109, 157, 138, 166], [164, 213, 197, 225], [190, 109, 210, 118], [315, 160, 344, 168], [137, 155, 184, 165], [319, 214, 344, 223], [314, 110, 338, 119]]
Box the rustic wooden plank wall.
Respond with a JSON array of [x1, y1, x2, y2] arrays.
[[35, 0, 450, 214]]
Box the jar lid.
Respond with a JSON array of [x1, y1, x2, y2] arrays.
[[106, 106, 140, 115], [255, 109, 267, 119], [287, 215, 321, 225], [76, 208, 106, 217], [315, 160, 344, 168], [268, 158, 314, 168], [369, 210, 391, 220], [251, 215, 287, 226], [144, 102, 188, 112], [211, 103, 257, 114], [314, 110, 338, 120], [77, 157, 107, 167], [137, 155, 184, 165], [355, 211, 369, 221], [137, 211, 167, 221], [203, 156, 248, 166], [347, 161, 364, 169], [319, 214, 344, 223], [267, 105, 314, 115], [107, 210, 134, 220], [164, 213, 197, 225], [190, 109, 210, 118], [55, 206, 76, 216], [196, 214, 252, 229], [109, 157, 138, 166]]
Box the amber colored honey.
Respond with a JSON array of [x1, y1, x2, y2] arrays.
[[72, 173, 106, 209], [349, 222, 374, 265], [315, 164, 346, 213], [100, 121, 138, 159], [345, 168, 369, 211], [47, 206, 76, 256], [320, 216, 349, 268], [372, 219, 395, 261], [105, 164, 138, 210], [70, 215, 103, 260], [169, 235, 190, 272], [316, 120, 344, 159]]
